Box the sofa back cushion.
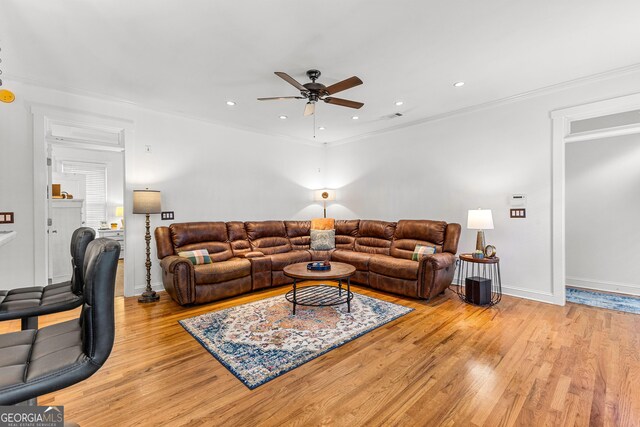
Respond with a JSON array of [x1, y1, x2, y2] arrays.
[[170, 222, 233, 262], [355, 220, 396, 255], [335, 219, 359, 250], [155, 226, 174, 259], [226, 221, 251, 256], [285, 220, 311, 250], [443, 223, 462, 254], [245, 221, 292, 255], [390, 220, 446, 260]]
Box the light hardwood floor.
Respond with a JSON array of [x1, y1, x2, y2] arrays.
[[1, 286, 639, 426]]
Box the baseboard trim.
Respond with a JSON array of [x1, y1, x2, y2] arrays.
[[131, 282, 165, 297], [501, 285, 558, 305], [566, 276, 640, 296]]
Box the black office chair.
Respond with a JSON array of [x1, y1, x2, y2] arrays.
[[0, 238, 119, 405], [0, 227, 95, 330]]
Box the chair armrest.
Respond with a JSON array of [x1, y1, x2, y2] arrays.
[[159, 256, 195, 305], [418, 252, 456, 300]]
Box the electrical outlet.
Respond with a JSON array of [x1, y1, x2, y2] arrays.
[[0, 212, 15, 223], [161, 211, 174, 220]]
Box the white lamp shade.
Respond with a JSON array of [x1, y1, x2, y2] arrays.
[[133, 190, 162, 214], [314, 189, 336, 202], [467, 209, 494, 230], [115, 206, 124, 217]]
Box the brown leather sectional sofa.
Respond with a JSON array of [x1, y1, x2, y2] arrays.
[[155, 219, 461, 306]]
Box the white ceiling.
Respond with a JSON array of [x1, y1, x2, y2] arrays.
[[2, 0, 640, 144]]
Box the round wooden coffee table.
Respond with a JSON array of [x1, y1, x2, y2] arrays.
[[283, 262, 356, 314]]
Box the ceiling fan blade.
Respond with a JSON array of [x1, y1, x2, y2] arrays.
[[257, 96, 305, 101], [324, 97, 364, 109], [304, 102, 315, 116], [274, 72, 308, 92], [325, 76, 363, 95]]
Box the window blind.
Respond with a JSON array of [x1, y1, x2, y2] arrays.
[[61, 161, 107, 229]]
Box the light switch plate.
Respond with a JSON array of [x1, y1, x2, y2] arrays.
[[161, 211, 174, 220], [510, 208, 526, 218], [0, 212, 15, 224]]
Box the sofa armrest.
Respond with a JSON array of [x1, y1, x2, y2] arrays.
[[418, 252, 456, 300], [159, 256, 196, 305], [236, 251, 265, 259], [248, 255, 272, 291]]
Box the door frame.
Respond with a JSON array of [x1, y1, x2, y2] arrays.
[[550, 92, 640, 305], [30, 103, 133, 290]]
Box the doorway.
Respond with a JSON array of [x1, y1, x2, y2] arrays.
[[48, 143, 125, 296], [551, 93, 640, 305], [30, 104, 133, 297]]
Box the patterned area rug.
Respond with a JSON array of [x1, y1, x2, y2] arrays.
[[567, 287, 640, 314], [179, 292, 413, 389]]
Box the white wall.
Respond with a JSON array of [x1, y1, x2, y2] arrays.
[[3, 69, 640, 303], [51, 145, 125, 225], [566, 134, 640, 295], [325, 69, 640, 304], [0, 80, 325, 295]]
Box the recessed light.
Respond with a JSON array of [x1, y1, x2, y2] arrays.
[[226, 100, 236, 106], [351, 116, 359, 120], [453, 81, 465, 87], [394, 101, 404, 106], [279, 115, 287, 120], [319, 126, 326, 130]]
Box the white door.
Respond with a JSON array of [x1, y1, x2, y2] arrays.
[[49, 200, 84, 284]]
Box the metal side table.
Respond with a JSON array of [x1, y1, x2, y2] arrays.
[[454, 253, 502, 306]]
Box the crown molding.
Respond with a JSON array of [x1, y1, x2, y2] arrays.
[[327, 63, 640, 147], [7, 62, 640, 149], [5, 74, 325, 149]]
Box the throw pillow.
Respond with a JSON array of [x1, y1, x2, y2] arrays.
[[178, 249, 212, 265], [411, 244, 436, 261], [311, 218, 335, 230], [310, 229, 336, 250]]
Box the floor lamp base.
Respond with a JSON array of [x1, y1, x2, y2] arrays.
[[138, 290, 160, 303]]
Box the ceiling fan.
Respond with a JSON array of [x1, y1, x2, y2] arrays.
[[258, 69, 364, 116]]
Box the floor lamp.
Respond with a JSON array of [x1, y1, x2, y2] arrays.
[[314, 189, 336, 218], [133, 189, 161, 303]]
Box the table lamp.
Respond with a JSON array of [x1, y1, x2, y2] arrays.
[[314, 189, 336, 218], [467, 208, 494, 251], [115, 206, 124, 228], [133, 189, 161, 303]]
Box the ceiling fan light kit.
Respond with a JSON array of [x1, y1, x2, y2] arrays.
[[258, 69, 364, 117]]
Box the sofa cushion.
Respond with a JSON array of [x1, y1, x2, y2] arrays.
[[171, 222, 228, 247], [227, 221, 251, 256], [193, 258, 251, 285], [268, 250, 311, 271], [331, 249, 372, 271], [369, 256, 419, 281], [245, 221, 292, 255], [285, 221, 311, 250], [354, 220, 396, 255], [335, 219, 359, 250], [170, 222, 234, 262], [310, 229, 335, 250], [390, 220, 447, 259]]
